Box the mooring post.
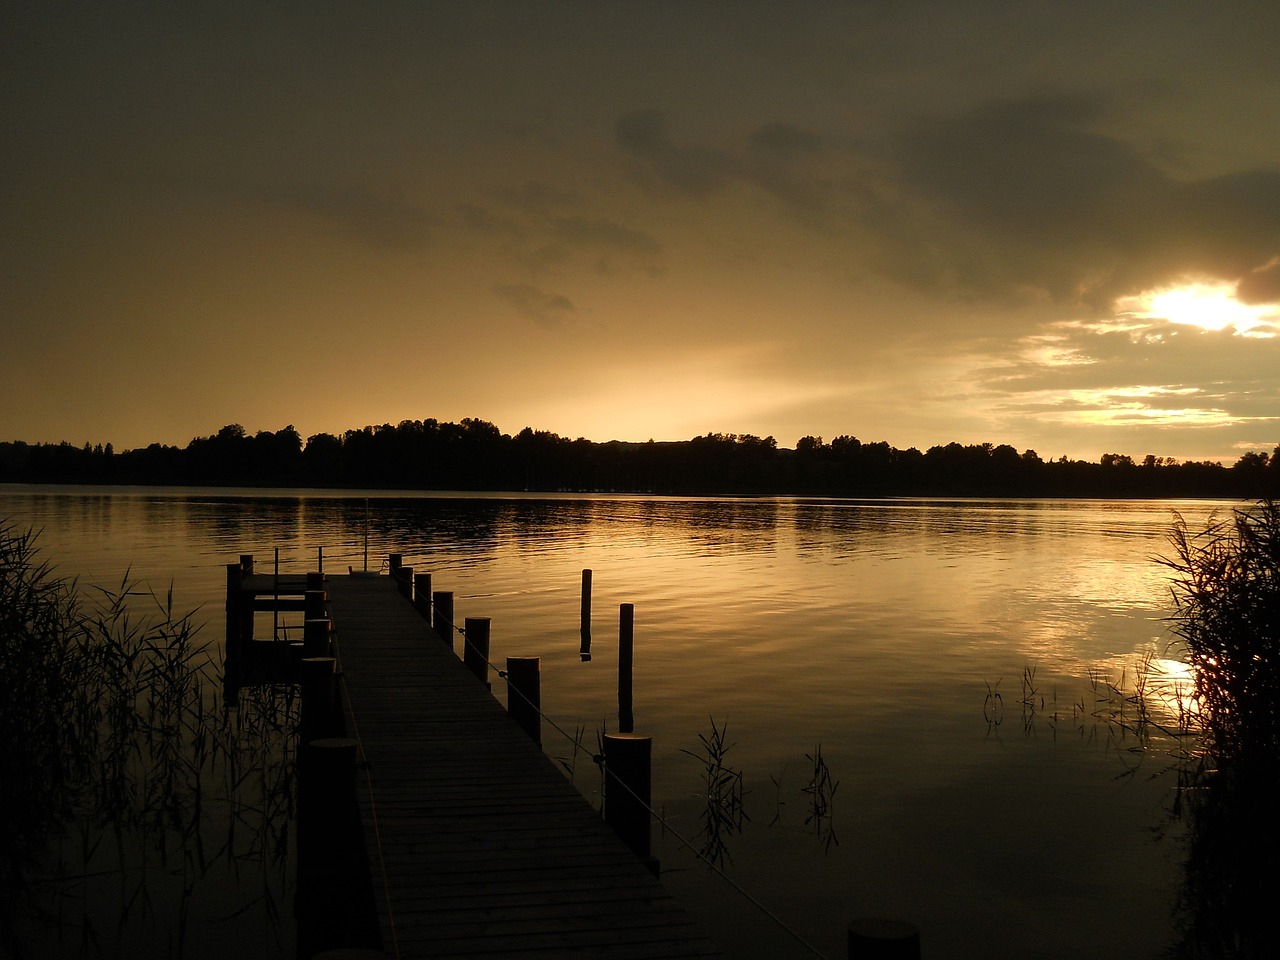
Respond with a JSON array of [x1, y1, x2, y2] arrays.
[[580, 568, 593, 661], [225, 562, 244, 697], [299, 656, 339, 742], [296, 736, 366, 957], [619, 603, 635, 733], [397, 564, 414, 601], [847, 919, 920, 959], [305, 588, 327, 622], [506, 656, 542, 746], [463, 617, 491, 687], [388, 553, 402, 580], [307, 570, 325, 591], [433, 591, 455, 650], [240, 554, 254, 575], [603, 732, 657, 874], [413, 573, 432, 619], [304, 618, 331, 658]]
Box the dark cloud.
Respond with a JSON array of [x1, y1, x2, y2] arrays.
[[879, 96, 1280, 307], [750, 122, 823, 158], [548, 217, 660, 256], [265, 181, 435, 249], [1237, 259, 1280, 304], [615, 109, 735, 198], [493, 283, 575, 327]]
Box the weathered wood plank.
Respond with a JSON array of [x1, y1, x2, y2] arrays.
[[325, 573, 722, 960]]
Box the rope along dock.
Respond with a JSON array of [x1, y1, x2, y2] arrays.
[[324, 572, 724, 959]]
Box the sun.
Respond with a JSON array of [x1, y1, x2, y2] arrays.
[[1115, 279, 1278, 336]]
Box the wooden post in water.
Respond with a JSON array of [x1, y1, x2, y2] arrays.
[[603, 732, 656, 873], [506, 656, 541, 746], [619, 603, 635, 733], [388, 553, 402, 580], [296, 736, 375, 956], [225, 562, 244, 699], [464, 617, 491, 687], [433, 591, 455, 650], [580, 568, 593, 661], [300, 656, 339, 742], [304, 618, 331, 658], [397, 564, 413, 601], [305, 589, 327, 622], [413, 573, 432, 619], [240, 554, 255, 575], [847, 919, 920, 959]]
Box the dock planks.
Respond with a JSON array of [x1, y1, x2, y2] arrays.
[[325, 573, 722, 959]]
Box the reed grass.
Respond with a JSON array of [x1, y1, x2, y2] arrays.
[[1160, 499, 1280, 774], [681, 717, 748, 867], [0, 521, 297, 958]]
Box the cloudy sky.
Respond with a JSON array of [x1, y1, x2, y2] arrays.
[[4, 1, 1278, 463]]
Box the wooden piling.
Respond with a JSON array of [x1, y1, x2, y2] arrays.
[[619, 603, 635, 733], [506, 656, 542, 746], [464, 617, 491, 687], [603, 732, 655, 871], [581, 568, 592, 632], [304, 618, 331, 658], [300, 656, 339, 742], [412, 572, 432, 619], [388, 553, 402, 580], [847, 919, 920, 959], [296, 736, 377, 957], [433, 591, 455, 650], [305, 589, 327, 621], [396, 564, 413, 601]]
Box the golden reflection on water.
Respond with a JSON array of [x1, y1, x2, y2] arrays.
[[0, 488, 1238, 959]]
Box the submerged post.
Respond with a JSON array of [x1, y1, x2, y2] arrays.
[[464, 617, 491, 686], [506, 656, 542, 746], [603, 732, 656, 873], [619, 603, 634, 733], [433, 591, 455, 650]]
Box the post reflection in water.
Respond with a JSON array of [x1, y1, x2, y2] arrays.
[[0, 487, 1243, 959]]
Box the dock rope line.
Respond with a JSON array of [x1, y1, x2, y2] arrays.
[[452, 613, 828, 960]]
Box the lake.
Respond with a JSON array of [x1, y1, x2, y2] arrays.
[[0, 486, 1233, 959]]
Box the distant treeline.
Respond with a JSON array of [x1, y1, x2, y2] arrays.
[[2, 419, 1278, 499]]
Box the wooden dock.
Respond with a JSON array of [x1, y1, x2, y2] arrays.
[[321, 572, 723, 959]]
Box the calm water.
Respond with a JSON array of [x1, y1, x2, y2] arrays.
[[2, 486, 1234, 959]]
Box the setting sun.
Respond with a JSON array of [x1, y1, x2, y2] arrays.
[[1116, 280, 1279, 336]]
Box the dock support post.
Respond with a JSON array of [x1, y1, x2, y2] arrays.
[[580, 569, 593, 661], [225, 562, 245, 701], [603, 732, 656, 874], [413, 573, 432, 619], [506, 656, 541, 746], [433, 591, 455, 650], [297, 737, 376, 957], [304, 618, 331, 658], [397, 564, 413, 601], [300, 656, 339, 742], [305, 589, 327, 621], [240, 554, 254, 575], [619, 603, 634, 733], [464, 617, 491, 687], [847, 919, 920, 959], [388, 553, 402, 580]]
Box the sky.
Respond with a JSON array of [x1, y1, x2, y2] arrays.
[[3, 1, 1278, 464]]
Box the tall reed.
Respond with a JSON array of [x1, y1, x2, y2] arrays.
[[0, 522, 297, 957]]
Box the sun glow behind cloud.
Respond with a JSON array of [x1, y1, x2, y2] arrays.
[[1115, 279, 1280, 338]]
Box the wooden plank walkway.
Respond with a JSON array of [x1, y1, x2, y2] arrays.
[[325, 573, 723, 959]]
